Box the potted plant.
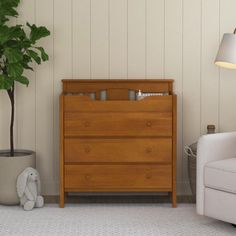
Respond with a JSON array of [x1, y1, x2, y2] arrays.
[[0, 0, 50, 204]]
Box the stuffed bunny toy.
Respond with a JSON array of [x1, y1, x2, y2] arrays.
[[16, 167, 44, 211]]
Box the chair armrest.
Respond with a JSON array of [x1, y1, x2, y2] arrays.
[[197, 132, 236, 215]]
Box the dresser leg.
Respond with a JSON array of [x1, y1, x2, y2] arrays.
[[60, 192, 65, 208], [171, 191, 177, 208]]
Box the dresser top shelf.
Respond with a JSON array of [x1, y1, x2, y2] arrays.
[[62, 79, 174, 100]]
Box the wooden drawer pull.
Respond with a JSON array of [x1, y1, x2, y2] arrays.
[[146, 173, 152, 179], [85, 174, 91, 180], [146, 121, 152, 127], [84, 146, 91, 153], [84, 121, 90, 127], [146, 147, 152, 154]]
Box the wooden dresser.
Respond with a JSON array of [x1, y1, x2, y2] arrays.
[[60, 79, 177, 207]]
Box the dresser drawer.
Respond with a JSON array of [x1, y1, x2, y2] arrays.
[[64, 95, 173, 112], [64, 138, 172, 163], [64, 112, 172, 137], [65, 164, 172, 191]]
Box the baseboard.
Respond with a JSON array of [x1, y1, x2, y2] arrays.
[[41, 181, 59, 195]]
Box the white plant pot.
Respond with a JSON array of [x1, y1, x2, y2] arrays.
[[0, 150, 35, 205]]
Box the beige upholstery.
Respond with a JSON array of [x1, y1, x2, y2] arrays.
[[205, 158, 236, 194], [197, 132, 236, 224]]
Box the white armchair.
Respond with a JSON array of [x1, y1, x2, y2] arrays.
[[197, 132, 236, 224]]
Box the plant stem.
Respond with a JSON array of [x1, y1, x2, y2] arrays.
[[7, 83, 14, 157]]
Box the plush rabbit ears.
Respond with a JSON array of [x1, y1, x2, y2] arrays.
[[16, 167, 41, 197], [35, 169, 41, 195], [16, 168, 29, 198]]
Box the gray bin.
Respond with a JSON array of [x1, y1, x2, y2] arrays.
[[184, 143, 197, 202], [184, 125, 215, 202]]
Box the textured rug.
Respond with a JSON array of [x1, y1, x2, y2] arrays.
[[0, 204, 235, 236]]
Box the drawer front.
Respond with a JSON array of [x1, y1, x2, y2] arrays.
[[64, 95, 173, 112], [65, 164, 172, 190], [64, 112, 172, 137], [65, 164, 172, 191], [64, 138, 172, 163]]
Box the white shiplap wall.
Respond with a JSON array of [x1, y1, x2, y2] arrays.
[[1, 0, 236, 195]]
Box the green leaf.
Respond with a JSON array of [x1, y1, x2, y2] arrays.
[[0, 25, 11, 44], [27, 23, 50, 43], [10, 25, 25, 38], [7, 63, 23, 78], [27, 49, 41, 64], [0, 74, 13, 90], [35, 47, 49, 61], [21, 54, 33, 71], [0, 0, 20, 8], [22, 64, 33, 71], [4, 48, 23, 63], [0, 0, 20, 23], [21, 39, 31, 48], [14, 75, 29, 86], [23, 54, 32, 63], [0, 25, 24, 44]]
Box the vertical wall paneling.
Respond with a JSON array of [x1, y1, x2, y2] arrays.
[[2, 0, 236, 195], [54, 0, 73, 187], [146, 0, 165, 78], [35, 0, 55, 194], [165, 0, 183, 194], [201, 0, 220, 134], [109, 0, 128, 78], [182, 0, 202, 193], [91, 0, 109, 79], [73, 0, 91, 78], [219, 0, 236, 132], [16, 0, 36, 150], [0, 90, 10, 149], [128, 0, 146, 78]]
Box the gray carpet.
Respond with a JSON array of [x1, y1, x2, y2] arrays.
[[0, 204, 235, 236]]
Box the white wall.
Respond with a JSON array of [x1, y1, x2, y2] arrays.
[[1, 0, 236, 195]]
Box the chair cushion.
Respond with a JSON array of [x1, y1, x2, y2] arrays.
[[204, 158, 236, 194]]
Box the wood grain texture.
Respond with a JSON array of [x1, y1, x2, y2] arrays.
[[62, 79, 174, 94], [64, 96, 173, 112], [64, 138, 172, 163], [64, 112, 172, 137], [172, 95, 177, 207], [65, 164, 172, 190], [60, 79, 176, 207], [60, 95, 64, 208]]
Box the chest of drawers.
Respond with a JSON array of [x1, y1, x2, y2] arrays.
[[60, 79, 177, 207]]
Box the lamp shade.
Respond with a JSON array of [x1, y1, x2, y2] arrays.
[[215, 33, 236, 69]]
